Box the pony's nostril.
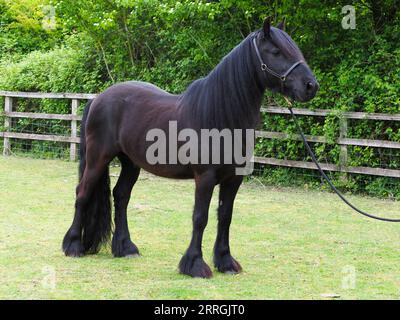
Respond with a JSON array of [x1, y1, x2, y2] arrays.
[[306, 81, 314, 91]]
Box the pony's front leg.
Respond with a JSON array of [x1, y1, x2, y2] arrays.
[[213, 175, 243, 274], [179, 170, 216, 278]]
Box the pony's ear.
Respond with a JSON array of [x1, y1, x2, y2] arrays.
[[277, 17, 286, 31], [262, 16, 272, 38]]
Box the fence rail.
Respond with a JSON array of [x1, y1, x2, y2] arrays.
[[1, 91, 400, 178]]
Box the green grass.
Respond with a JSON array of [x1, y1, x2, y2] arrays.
[[0, 156, 400, 299]]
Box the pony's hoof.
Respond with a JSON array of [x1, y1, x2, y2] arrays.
[[112, 237, 140, 257], [63, 230, 85, 257], [63, 240, 85, 257], [179, 254, 213, 278], [214, 254, 242, 274]]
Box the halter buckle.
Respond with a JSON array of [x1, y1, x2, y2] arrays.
[[261, 64, 267, 71]]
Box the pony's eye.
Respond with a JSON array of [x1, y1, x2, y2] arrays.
[[271, 48, 280, 55]]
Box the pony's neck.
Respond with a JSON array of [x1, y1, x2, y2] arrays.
[[179, 35, 267, 129]]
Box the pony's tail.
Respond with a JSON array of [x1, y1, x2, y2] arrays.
[[79, 100, 112, 254], [78, 100, 91, 180]]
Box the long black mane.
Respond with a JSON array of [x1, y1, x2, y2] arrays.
[[178, 32, 265, 130]]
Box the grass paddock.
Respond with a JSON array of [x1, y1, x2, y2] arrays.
[[0, 156, 399, 299]]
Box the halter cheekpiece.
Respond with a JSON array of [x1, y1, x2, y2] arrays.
[[252, 37, 304, 83]]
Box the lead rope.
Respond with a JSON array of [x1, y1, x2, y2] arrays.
[[284, 98, 400, 222]]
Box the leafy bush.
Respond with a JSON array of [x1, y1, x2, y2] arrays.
[[0, 0, 399, 198]]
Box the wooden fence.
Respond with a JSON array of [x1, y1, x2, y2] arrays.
[[0, 91, 97, 161], [1, 91, 400, 178]]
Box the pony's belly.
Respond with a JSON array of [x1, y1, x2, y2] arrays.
[[139, 162, 194, 180]]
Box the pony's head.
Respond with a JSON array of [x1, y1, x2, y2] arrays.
[[253, 17, 319, 102]]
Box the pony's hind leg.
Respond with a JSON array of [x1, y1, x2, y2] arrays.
[[63, 157, 111, 257], [62, 184, 86, 257], [112, 154, 140, 257]]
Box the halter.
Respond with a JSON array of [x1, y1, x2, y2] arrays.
[[252, 37, 304, 83]]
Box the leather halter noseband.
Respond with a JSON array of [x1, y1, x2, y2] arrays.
[[252, 37, 304, 83]]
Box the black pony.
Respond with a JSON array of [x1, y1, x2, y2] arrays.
[[63, 18, 318, 278]]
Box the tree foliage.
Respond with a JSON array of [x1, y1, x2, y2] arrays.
[[0, 0, 399, 197]]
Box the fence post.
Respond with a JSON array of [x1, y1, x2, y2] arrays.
[[339, 116, 348, 180], [70, 99, 78, 161], [3, 96, 12, 156]]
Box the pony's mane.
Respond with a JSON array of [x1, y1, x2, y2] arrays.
[[178, 32, 265, 130]]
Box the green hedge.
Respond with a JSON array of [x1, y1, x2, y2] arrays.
[[0, 0, 399, 198]]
